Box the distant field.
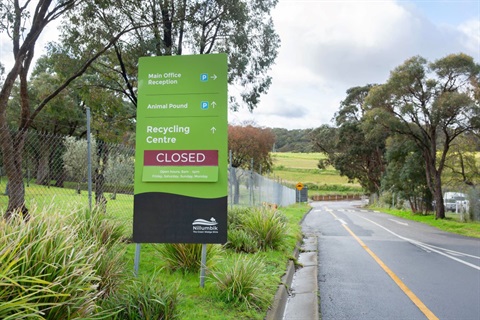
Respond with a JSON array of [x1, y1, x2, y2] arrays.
[[272, 152, 325, 170], [271, 152, 362, 194]]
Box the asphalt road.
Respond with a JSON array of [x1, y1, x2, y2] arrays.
[[302, 201, 480, 320]]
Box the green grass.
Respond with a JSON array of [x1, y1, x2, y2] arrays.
[[121, 203, 309, 319], [271, 152, 362, 195], [2, 183, 310, 319], [371, 207, 480, 238]]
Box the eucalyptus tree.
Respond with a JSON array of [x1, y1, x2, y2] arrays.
[[365, 53, 480, 219], [55, 0, 280, 207], [311, 85, 387, 195], [60, 0, 280, 112], [443, 132, 479, 189], [0, 0, 144, 218], [381, 135, 431, 213]]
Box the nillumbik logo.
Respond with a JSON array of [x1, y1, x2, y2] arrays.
[[192, 217, 219, 234]]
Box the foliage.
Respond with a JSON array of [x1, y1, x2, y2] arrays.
[[365, 53, 480, 218], [381, 135, 432, 213], [101, 275, 179, 320], [105, 153, 135, 199], [60, 0, 280, 112], [226, 207, 259, 253], [0, 206, 126, 319], [154, 243, 221, 273], [271, 128, 314, 152], [210, 254, 272, 310], [226, 207, 288, 252], [243, 208, 288, 251], [228, 124, 276, 172], [75, 208, 128, 298], [310, 85, 388, 195], [226, 229, 259, 254], [443, 132, 480, 188], [62, 135, 98, 193]]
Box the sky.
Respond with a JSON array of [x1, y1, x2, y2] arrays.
[[227, 0, 480, 130], [1, 0, 479, 131]]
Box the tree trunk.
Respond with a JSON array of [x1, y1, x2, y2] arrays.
[[433, 172, 445, 219], [1, 128, 29, 220], [36, 135, 51, 185], [95, 140, 108, 212], [54, 168, 66, 187]]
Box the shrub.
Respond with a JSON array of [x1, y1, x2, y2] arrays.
[[225, 229, 258, 253], [226, 207, 288, 252], [101, 275, 179, 320], [154, 243, 222, 273], [0, 206, 127, 319], [227, 206, 251, 229], [210, 254, 272, 310], [243, 208, 288, 251], [75, 209, 127, 298], [0, 210, 102, 319]]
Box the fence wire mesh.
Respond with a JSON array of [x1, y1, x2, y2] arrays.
[[0, 127, 296, 221], [0, 127, 135, 220], [228, 167, 297, 208]]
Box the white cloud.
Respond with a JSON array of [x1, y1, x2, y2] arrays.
[[458, 19, 480, 59], [229, 0, 480, 130]]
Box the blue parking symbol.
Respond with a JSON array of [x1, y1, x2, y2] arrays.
[[200, 73, 208, 82], [201, 101, 209, 109]]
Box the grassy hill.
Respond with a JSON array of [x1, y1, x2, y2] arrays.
[[270, 152, 363, 195]]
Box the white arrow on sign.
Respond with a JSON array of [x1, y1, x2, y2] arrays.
[[211, 127, 216, 133], [211, 74, 217, 80], [211, 101, 217, 108]]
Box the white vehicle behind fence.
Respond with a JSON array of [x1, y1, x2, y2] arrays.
[[443, 192, 468, 213]]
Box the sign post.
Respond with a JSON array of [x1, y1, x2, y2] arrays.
[[296, 182, 303, 203], [133, 54, 228, 249]]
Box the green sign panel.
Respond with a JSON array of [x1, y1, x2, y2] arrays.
[[133, 54, 228, 244]]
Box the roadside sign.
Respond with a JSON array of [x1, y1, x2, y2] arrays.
[[296, 182, 304, 191], [133, 54, 228, 244]]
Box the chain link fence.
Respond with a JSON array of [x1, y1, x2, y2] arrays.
[[228, 167, 297, 208], [0, 127, 135, 221], [0, 126, 297, 221]]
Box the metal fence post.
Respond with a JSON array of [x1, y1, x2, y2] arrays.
[[86, 107, 92, 212]]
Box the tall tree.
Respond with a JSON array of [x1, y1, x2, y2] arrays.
[[381, 135, 432, 213], [228, 124, 275, 171], [365, 53, 480, 219], [0, 0, 77, 218], [228, 124, 275, 204], [0, 0, 142, 218], [311, 85, 387, 195], [60, 0, 280, 111]]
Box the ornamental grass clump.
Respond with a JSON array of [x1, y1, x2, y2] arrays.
[[101, 275, 180, 320], [0, 228, 62, 319], [226, 228, 258, 253], [0, 210, 101, 319], [154, 243, 221, 273], [75, 209, 127, 298], [0, 206, 127, 319], [226, 207, 289, 253], [242, 207, 288, 251], [209, 254, 272, 310]]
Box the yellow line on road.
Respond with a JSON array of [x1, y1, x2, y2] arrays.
[[324, 208, 439, 320], [342, 223, 439, 320]]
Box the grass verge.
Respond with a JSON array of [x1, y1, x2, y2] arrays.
[[371, 207, 480, 238], [122, 203, 310, 319]]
